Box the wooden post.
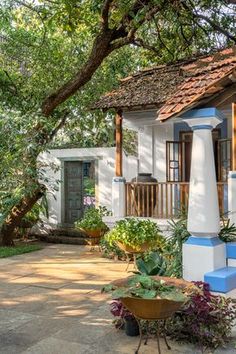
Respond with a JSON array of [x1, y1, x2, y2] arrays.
[[232, 103, 236, 170], [115, 110, 123, 177]]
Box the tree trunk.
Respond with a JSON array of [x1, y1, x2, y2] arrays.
[[0, 184, 46, 246]]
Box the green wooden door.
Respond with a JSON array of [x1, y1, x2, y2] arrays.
[[64, 161, 83, 225]]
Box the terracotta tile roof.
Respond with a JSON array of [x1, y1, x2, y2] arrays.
[[93, 46, 236, 120], [158, 47, 236, 121], [92, 62, 188, 110]]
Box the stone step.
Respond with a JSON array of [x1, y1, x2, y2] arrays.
[[204, 266, 236, 293], [226, 242, 236, 259]]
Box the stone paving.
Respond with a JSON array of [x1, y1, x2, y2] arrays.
[[0, 243, 235, 354]]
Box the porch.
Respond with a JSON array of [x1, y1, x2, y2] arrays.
[[125, 181, 227, 219], [112, 107, 233, 220]]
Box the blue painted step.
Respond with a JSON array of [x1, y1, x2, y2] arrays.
[[204, 267, 236, 293], [226, 242, 236, 259]]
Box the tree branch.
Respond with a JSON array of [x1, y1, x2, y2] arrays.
[[194, 13, 236, 43], [101, 0, 113, 30], [132, 37, 159, 54], [48, 111, 69, 142], [41, 0, 163, 116]]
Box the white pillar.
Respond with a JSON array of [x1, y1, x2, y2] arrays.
[[228, 171, 236, 224], [112, 177, 126, 217], [182, 108, 226, 281]]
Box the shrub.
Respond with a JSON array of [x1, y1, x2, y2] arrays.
[[166, 281, 236, 350], [219, 218, 236, 242], [104, 218, 162, 250], [164, 217, 189, 278], [99, 237, 125, 260]]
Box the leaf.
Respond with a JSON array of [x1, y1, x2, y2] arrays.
[[131, 288, 157, 299], [101, 284, 116, 293], [160, 290, 186, 302], [112, 287, 130, 299]]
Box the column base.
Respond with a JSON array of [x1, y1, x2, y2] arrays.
[[112, 177, 126, 217], [183, 236, 226, 281]]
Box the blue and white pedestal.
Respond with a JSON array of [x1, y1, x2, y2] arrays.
[[112, 177, 126, 217], [182, 108, 226, 282], [183, 236, 226, 281]]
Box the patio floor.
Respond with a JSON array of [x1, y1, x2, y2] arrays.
[[0, 243, 235, 354]]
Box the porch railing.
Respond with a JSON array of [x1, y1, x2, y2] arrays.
[[125, 182, 228, 219]]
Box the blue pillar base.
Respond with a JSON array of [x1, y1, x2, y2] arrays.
[[183, 236, 226, 282]]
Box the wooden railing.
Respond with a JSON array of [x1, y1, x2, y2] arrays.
[[125, 182, 228, 219]]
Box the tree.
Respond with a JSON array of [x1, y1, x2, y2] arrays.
[[0, 0, 236, 245]]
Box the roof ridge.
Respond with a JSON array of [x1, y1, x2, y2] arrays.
[[120, 46, 236, 83]]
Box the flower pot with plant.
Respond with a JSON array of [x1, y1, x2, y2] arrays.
[[102, 274, 193, 354], [104, 218, 162, 253], [74, 207, 109, 245]]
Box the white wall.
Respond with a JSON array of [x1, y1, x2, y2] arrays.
[[153, 123, 174, 182], [39, 147, 137, 227], [123, 109, 174, 182]]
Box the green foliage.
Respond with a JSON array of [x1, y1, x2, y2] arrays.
[[164, 218, 190, 278], [136, 251, 167, 276], [219, 218, 236, 242], [0, 0, 236, 237], [74, 206, 109, 231], [99, 237, 126, 260], [0, 244, 42, 258], [102, 274, 187, 302], [83, 177, 95, 196], [105, 218, 162, 250]]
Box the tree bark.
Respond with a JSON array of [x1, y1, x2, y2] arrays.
[[0, 184, 46, 246]]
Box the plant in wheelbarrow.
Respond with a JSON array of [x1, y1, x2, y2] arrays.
[[102, 274, 194, 354]]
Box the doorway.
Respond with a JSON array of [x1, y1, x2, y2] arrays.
[[64, 161, 83, 225], [63, 160, 96, 225]]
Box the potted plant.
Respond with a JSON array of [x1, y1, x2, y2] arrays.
[[104, 218, 162, 253], [75, 207, 109, 245], [102, 274, 194, 320]]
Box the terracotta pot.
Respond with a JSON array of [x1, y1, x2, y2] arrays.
[[116, 241, 151, 254], [121, 297, 183, 320], [113, 276, 195, 320], [78, 228, 105, 246]]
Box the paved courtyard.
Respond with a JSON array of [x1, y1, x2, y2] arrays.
[[0, 243, 235, 354]]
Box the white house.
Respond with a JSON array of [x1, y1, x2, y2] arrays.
[[93, 46, 236, 293], [94, 47, 236, 222], [41, 46, 236, 293]]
